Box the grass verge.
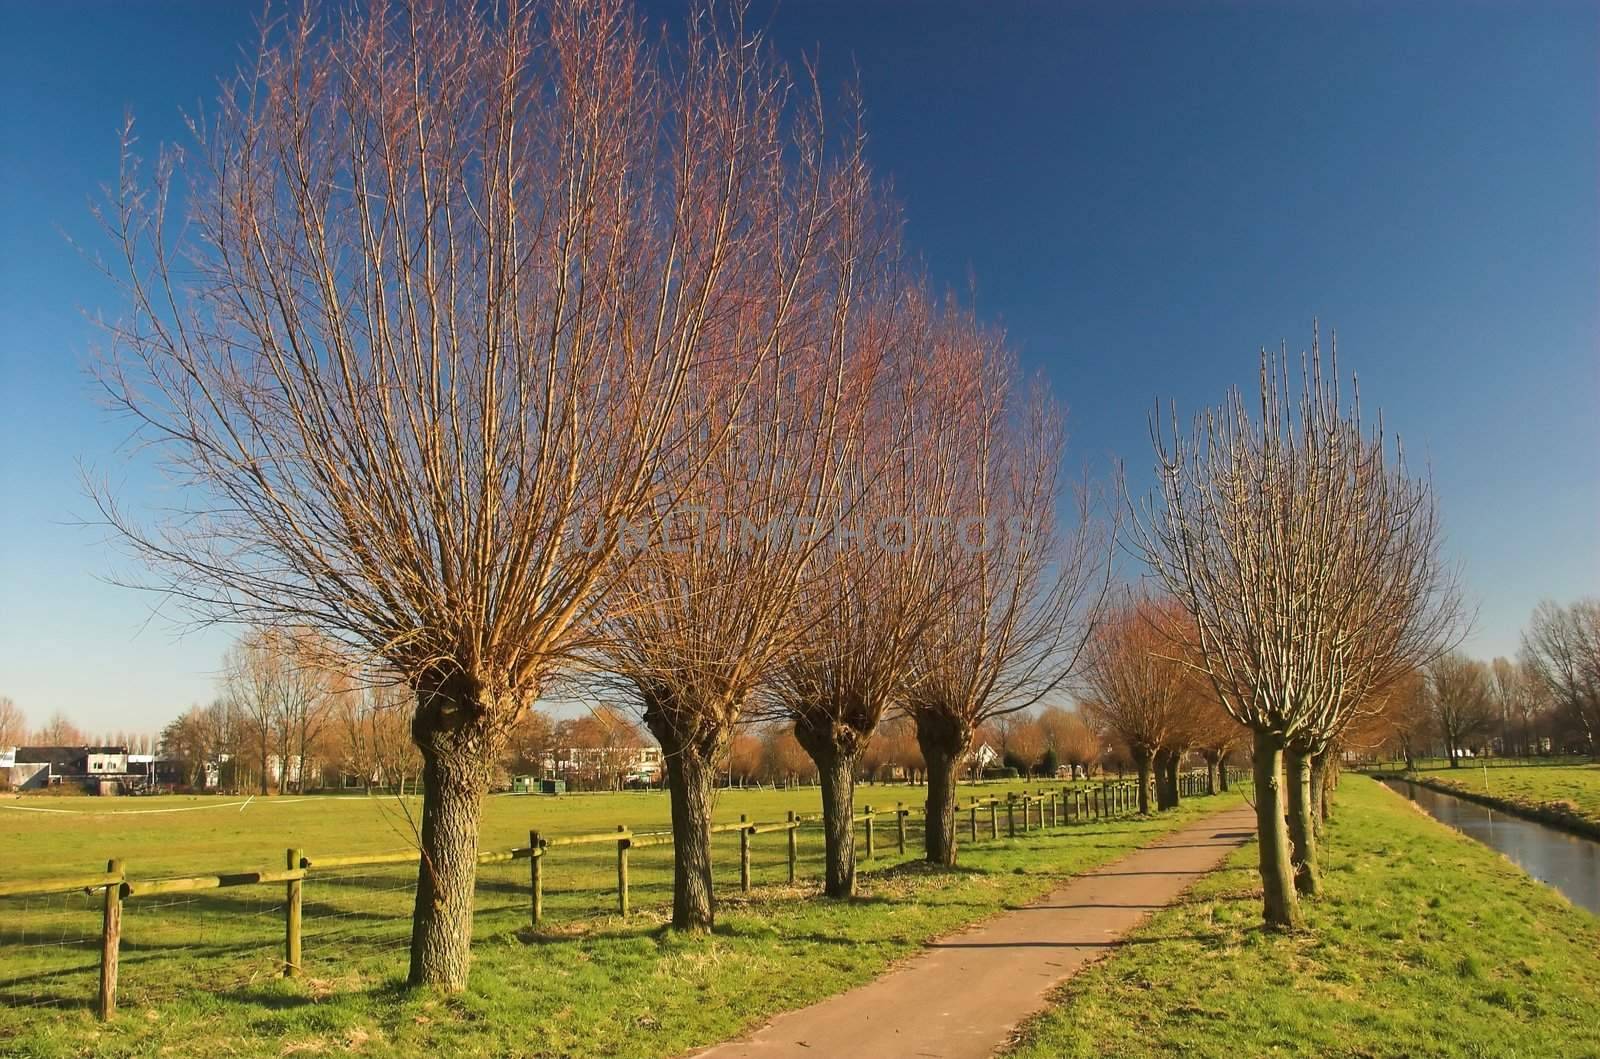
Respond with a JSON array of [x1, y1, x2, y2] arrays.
[[1002, 775, 1600, 1059], [1391, 763, 1600, 836]]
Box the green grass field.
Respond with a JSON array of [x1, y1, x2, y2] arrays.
[[1398, 762, 1600, 826], [1003, 775, 1600, 1059], [0, 777, 1226, 1058]]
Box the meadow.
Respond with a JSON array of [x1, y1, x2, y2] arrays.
[[1003, 776, 1600, 1059], [0, 777, 1225, 1058]]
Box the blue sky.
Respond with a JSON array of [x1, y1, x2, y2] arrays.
[[1, 1, 1595, 735]]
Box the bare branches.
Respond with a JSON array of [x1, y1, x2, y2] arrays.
[[1130, 328, 1465, 748]]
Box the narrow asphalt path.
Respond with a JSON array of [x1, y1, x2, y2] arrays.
[[693, 804, 1257, 1059]]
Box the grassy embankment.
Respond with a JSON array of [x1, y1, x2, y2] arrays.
[[1004, 775, 1600, 1059], [1, 780, 1236, 1058], [1393, 762, 1600, 836]]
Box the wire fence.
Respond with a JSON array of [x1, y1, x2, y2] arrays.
[[0, 778, 1232, 1020]]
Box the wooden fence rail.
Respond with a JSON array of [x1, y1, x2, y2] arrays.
[[3, 776, 1204, 1020]]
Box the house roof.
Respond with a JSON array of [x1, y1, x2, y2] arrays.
[[13, 745, 127, 765]]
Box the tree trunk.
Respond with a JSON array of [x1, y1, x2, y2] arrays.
[[1133, 748, 1153, 814], [1309, 749, 1330, 833], [794, 720, 863, 898], [1252, 729, 1302, 929], [662, 747, 718, 930], [1161, 751, 1181, 808], [1285, 745, 1322, 899], [915, 710, 968, 866], [407, 745, 488, 990], [1218, 758, 1230, 792]]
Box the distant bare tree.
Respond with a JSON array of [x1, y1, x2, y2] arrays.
[[757, 724, 813, 786], [33, 711, 85, 746], [1130, 331, 1463, 926], [1427, 653, 1495, 766], [1040, 707, 1103, 778], [1522, 599, 1600, 756], [1080, 595, 1192, 814], [503, 709, 556, 778], [0, 697, 24, 747], [92, 0, 822, 985], [1488, 658, 1540, 758]]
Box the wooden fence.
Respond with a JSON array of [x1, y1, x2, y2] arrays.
[[0, 776, 1233, 1020]]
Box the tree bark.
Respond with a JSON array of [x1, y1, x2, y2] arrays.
[[914, 711, 968, 866], [1133, 748, 1154, 814], [1218, 758, 1230, 792], [662, 746, 718, 930], [1285, 745, 1322, 898], [406, 677, 506, 991], [1309, 749, 1330, 833], [1160, 750, 1181, 809], [794, 720, 863, 898], [1252, 729, 1302, 929]]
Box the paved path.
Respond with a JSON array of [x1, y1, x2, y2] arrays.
[[693, 805, 1257, 1059]]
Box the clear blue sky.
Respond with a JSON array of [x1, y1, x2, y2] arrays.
[[2, 1, 1595, 736]]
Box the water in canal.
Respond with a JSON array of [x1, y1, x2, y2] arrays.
[[1382, 777, 1600, 915]]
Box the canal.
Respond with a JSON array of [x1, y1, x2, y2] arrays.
[[1381, 777, 1600, 915]]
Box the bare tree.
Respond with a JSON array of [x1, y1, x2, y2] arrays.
[[503, 708, 556, 778], [906, 322, 1110, 866], [1130, 332, 1462, 927], [757, 724, 813, 786], [33, 711, 86, 746], [91, 0, 819, 987], [761, 279, 976, 896], [1488, 658, 1533, 757], [1041, 707, 1103, 779], [589, 234, 865, 926], [0, 697, 25, 747], [1080, 595, 1192, 814], [1522, 599, 1600, 756], [1427, 653, 1495, 766]]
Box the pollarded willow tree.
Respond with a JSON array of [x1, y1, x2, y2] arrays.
[[1131, 331, 1461, 926], [905, 323, 1112, 866], [92, 0, 812, 988], [1080, 594, 1194, 815], [586, 125, 882, 928], [760, 284, 975, 897]]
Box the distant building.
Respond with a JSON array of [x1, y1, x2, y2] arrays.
[[4, 745, 142, 792], [542, 745, 663, 787]]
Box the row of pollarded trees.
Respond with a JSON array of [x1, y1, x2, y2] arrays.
[[1078, 595, 1241, 815], [93, 0, 1468, 982], [95, 0, 1107, 988]]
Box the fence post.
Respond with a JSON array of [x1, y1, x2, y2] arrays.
[[284, 848, 302, 978], [787, 811, 798, 884], [529, 830, 543, 927], [98, 859, 123, 1021], [616, 825, 630, 916], [864, 806, 875, 860], [990, 799, 999, 837], [1050, 791, 1057, 827], [1007, 794, 1017, 838], [896, 802, 907, 854], [740, 814, 751, 892], [969, 801, 978, 842]]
